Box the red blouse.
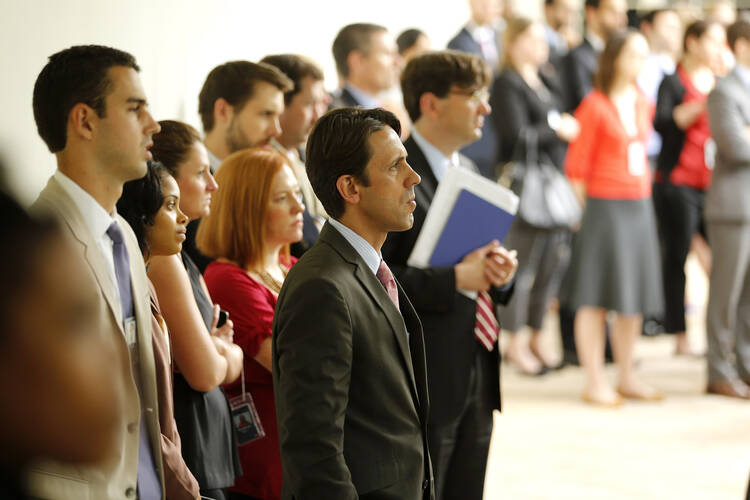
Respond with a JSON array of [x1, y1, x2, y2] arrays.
[[565, 89, 653, 200], [670, 65, 713, 190], [204, 257, 296, 500]]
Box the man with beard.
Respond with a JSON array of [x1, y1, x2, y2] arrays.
[[187, 61, 293, 270], [198, 61, 293, 171]]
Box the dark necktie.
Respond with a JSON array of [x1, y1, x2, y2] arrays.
[[106, 221, 162, 500]]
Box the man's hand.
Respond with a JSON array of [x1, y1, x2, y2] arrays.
[[455, 240, 517, 291]]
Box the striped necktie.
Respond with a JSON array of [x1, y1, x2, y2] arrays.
[[475, 291, 499, 351]]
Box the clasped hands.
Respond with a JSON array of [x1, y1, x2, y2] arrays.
[[455, 240, 518, 292]]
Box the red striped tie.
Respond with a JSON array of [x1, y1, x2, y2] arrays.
[[475, 291, 499, 351]]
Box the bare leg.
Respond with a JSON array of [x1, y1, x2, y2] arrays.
[[575, 306, 619, 404], [504, 329, 543, 375], [613, 313, 663, 400], [529, 328, 559, 368], [691, 233, 712, 276]]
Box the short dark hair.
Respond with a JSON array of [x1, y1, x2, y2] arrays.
[[401, 50, 492, 122], [305, 107, 401, 219], [198, 61, 293, 132], [151, 120, 202, 178], [117, 161, 170, 256], [259, 54, 324, 105], [585, 0, 600, 8], [332, 23, 387, 78], [727, 19, 750, 51], [33, 45, 139, 153], [396, 28, 426, 55]]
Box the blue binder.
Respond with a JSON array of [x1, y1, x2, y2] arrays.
[[428, 189, 515, 267]]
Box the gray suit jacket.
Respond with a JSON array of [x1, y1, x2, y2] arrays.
[[272, 223, 433, 500], [27, 176, 164, 499], [706, 68, 750, 222]]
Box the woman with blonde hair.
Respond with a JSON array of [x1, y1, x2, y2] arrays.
[[198, 148, 304, 500]]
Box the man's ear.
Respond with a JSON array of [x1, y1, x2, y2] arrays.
[[213, 98, 234, 128], [68, 103, 96, 142], [419, 92, 441, 121], [336, 174, 361, 206]]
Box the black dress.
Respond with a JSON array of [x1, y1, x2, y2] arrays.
[[172, 251, 241, 493]]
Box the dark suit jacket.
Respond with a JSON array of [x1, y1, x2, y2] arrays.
[[491, 67, 567, 168], [654, 71, 687, 180], [272, 223, 433, 500], [447, 27, 501, 178], [563, 38, 599, 113], [330, 87, 363, 109], [381, 136, 513, 428]]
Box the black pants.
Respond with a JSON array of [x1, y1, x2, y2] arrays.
[[653, 183, 706, 333], [429, 349, 495, 500]]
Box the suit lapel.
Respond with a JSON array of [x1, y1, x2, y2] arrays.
[[319, 224, 420, 404], [37, 178, 125, 334]]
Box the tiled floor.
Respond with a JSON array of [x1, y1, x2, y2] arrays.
[[483, 257, 749, 499]]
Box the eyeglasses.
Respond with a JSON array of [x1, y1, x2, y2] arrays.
[[450, 88, 490, 104]]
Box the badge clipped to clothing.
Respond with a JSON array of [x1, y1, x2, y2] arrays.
[[124, 317, 137, 347], [229, 367, 265, 446], [627, 141, 647, 176], [704, 138, 717, 170]]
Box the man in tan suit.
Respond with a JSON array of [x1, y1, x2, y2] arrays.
[[28, 45, 164, 499]]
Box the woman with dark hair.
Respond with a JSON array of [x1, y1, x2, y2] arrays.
[[563, 29, 664, 406], [197, 148, 304, 500], [117, 162, 199, 500], [148, 121, 243, 500], [654, 20, 725, 356], [492, 16, 579, 375], [0, 190, 118, 499]]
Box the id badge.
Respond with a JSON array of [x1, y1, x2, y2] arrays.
[[704, 138, 717, 170], [627, 141, 646, 176], [124, 317, 137, 347], [229, 393, 265, 446]]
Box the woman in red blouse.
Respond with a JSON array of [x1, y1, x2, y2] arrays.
[[653, 20, 725, 355], [197, 149, 305, 500], [564, 30, 664, 407]]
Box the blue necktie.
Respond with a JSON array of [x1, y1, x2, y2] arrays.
[[106, 221, 162, 500]]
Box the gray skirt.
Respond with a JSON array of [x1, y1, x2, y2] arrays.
[[561, 197, 664, 316]]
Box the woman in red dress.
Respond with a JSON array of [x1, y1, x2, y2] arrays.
[[197, 148, 305, 500]]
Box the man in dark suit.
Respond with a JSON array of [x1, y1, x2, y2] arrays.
[[330, 23, 400, 109], [447, 0, 505, 178], [383, 51, 518, 500], [562, 0, 627, 112], [272, 107, 433, 499]]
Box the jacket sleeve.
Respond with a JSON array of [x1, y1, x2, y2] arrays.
[[491, 73, 559, 163], [708, 80, 750, 167], [653, 76, 683, 136], [272, 276, 358, 500]]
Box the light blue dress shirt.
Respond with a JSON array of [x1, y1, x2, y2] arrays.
[[328, 218, 381, 275], [410, 127, 460, 182]]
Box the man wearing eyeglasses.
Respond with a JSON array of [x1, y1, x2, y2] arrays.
[[382, 50, 518, 500]]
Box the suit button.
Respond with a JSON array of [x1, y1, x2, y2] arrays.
[[127, 422, 137, 433], [423, 479, 429, 490], [125, 486, 136, 497]]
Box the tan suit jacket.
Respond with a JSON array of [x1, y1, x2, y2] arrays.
[[27, 176, 164, 500]]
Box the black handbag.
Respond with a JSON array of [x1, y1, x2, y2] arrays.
[[506, 128, 582, 229]]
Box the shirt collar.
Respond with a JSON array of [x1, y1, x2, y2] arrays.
[[735, 63, 750, 90], [53, 169, 116, 239], [270, 137, 300, 164], [344, 83, 380, 109], [327, 218, 381, 275], [410, 127, 460, 183]]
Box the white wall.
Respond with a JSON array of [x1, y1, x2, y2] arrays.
[[0, 0, 544, 202]]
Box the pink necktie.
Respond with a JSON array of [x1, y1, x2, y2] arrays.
[[475, 291, 499, 351], [376, 260, 399, 310]]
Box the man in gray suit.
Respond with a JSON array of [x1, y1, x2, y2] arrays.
[[28, 45, 165, 497], [705, 20, 750, 399], [272, 107, 433, 499]]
